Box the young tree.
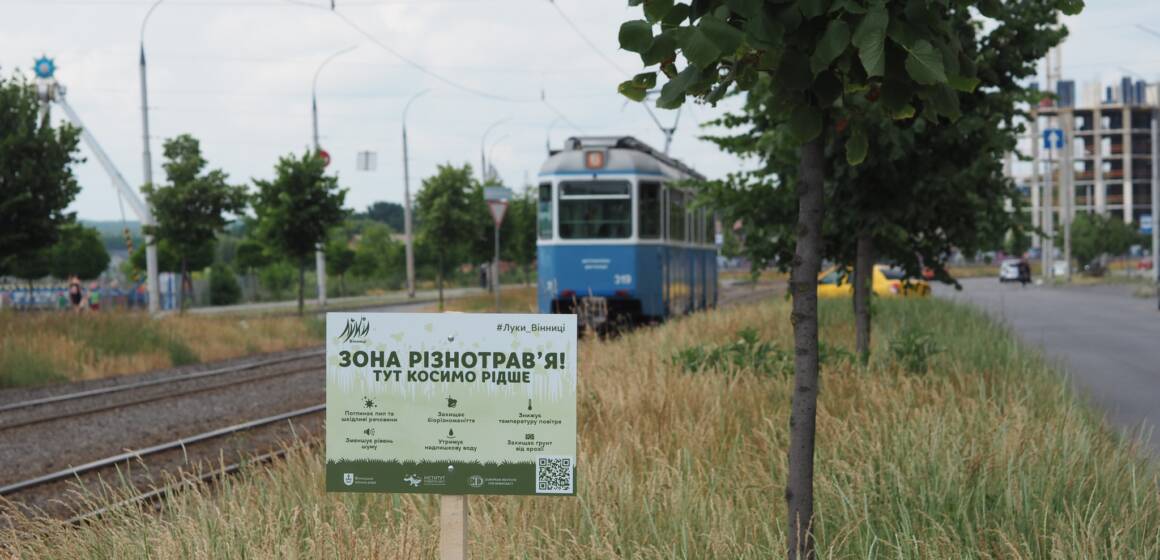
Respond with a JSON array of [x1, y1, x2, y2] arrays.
[[503, 186, 538, 285], [49, 224, 110, 281], [1070, 213, 1141, 271], [325, 234, 356, 297], [360, 201, 406, 232], [617, 1, 1082, 555], [234, 238, 272, 302], [0, 71, 82, 275], [415, 164, 480, 310], [142, 134, 247, 311], [252, 151, 348, 315], [208, 263, 242, 305]]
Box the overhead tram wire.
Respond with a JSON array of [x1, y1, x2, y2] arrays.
[[543, 0, 678, 150]]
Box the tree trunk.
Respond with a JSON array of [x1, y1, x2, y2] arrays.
[[297, 260, 305, 316], [786, 136, 825, 560], [179, 257, 188, 313], [437, 253, 445, 311], [853, 233, 874, 364]]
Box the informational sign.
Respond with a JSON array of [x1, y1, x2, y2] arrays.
[[325, 312, 577, 496], [1142, 214, 1153, 235]]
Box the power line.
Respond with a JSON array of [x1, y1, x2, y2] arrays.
[[544, 0, 630, 76], [310, 3, 538, 103]]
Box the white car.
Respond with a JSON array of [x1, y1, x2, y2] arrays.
[[999, 259, 1023, 283]]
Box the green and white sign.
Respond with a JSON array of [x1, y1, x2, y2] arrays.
[[325, 312, 577, 496]]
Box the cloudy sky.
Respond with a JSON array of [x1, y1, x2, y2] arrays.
[[1, 0, 1157, 222]]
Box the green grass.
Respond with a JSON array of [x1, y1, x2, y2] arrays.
[[3, 297, 1158, 558], [0, 343, 68, 388]]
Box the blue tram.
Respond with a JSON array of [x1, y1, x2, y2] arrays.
[[536, 136, 717, 328]]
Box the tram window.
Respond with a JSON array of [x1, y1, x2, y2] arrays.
[[558, 181, 631, 239], [668, 190, 686, 241], [538, 183, 553, 240], [638, 182, 661, 239]]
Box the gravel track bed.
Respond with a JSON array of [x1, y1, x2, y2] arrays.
[[1, 412, 323, 520], [0, 355, 323, 430], [0, 347, 323, 408], [0, 366, 323, 488]]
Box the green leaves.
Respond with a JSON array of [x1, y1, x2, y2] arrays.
[[619, 20, 653, 53], [617, 72, 658, 102], [947, 74, 980, 93], [902, 40, 946, 85], [852, 6, 888, 77], [809, 20, 850, 75], [657, 64, 702, 109], [789, 105, 822, 142], [643, 0, 674, 22], [845, 125, 868, 165], [681, 15, 744, 68]]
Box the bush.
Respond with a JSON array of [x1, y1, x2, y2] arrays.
[[889, 324, 942, 374], [673, 327, 794, 376], [209, 263, 242, 306]]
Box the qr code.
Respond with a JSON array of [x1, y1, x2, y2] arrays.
[[535, 456, 574, 494]]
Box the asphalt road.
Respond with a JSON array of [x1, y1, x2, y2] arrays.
[[936, 278, 1160, 455]]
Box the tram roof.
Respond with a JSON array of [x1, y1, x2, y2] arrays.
[[540, 136, 705, 181]]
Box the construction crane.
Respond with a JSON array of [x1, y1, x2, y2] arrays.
[[34, 56, 161, 314]]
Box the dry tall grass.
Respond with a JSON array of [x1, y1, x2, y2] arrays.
[[4, 298, 1158, 558], [0, 311, 322, 387]]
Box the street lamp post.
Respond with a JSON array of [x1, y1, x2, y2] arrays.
[[480, 117, 511, 182], [139, 0, 164, 314], [402, 89, 430, 298], [310, 45, 357, 308]]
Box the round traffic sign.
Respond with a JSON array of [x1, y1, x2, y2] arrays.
[[318, 149, 331, 167]]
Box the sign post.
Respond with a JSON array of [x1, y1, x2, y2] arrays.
[[484, 187, 513, 312], [325, 312, 578, 559], [1042, 127, 1064, 281]]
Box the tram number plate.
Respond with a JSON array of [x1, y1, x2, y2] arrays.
[[613, 274, 632, 285]]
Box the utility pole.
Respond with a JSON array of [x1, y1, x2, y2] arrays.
[[1063, 110, 1073, 281], [402, 89, 429, 298], [480, 118, 511, 182], [139, 0, 164, 314], [310, 45, 356, 307], [1151, 111, 1159, 303]]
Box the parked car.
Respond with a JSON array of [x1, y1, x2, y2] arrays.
[[817, 265, 931, 298], [999, 259, 1022, 282]]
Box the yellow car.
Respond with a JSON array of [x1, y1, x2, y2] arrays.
[[816, 265, 931, 298]]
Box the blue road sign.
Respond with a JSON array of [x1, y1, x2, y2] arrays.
[[1142, 215, 1153, 235], [1042, 128, 1064, 149], [33, 55, 55, 79]]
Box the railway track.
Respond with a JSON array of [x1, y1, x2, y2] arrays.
[[0, 350, 324, 432], [0, 282, 782, 523]]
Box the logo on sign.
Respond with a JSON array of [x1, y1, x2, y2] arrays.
[[337, 317, 370, 343], [343, 473, 354, 486], [469, 475, 484, 488], [404, 474, 421, 487]]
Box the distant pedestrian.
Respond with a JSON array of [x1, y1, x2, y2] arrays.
[[67, 275, 84, 313], [1017, 259, 1031, 287], [88, 282, 101, 311]]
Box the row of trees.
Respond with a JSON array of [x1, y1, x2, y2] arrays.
[[0, 70, 110, 290], [618, 0, 1083, 556], [135, 134, 538, 314]]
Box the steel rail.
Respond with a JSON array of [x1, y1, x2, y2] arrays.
[[0, 364, 322, 433], [0, 349, 324, 415], [0, 404, 325, 496]]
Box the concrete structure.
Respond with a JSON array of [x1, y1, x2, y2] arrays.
[[1022, 79, 1159, 234]]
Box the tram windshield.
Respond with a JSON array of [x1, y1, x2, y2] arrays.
[[558, 180, 631, 239]]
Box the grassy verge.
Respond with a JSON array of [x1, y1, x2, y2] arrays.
[[4, 298, 1158, 558], [0, 311, 322, 387], [430, 286, 538, 313]]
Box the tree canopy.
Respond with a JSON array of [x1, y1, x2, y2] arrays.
[[251, 150, 348, 314], [142, 133, 247, 310], [0, 71, 82, 275], [415, 163, 480, 309]]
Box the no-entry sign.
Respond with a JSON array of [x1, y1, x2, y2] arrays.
[[325, 312, 577, 495]]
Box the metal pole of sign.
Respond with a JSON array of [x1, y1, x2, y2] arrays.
[[494, 219, 501, 313], [1043, 132, 1055, 282], [1063, 113, 1073, 282], [1151, 110, 1159, 307], [439, 494, 468, 559]]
